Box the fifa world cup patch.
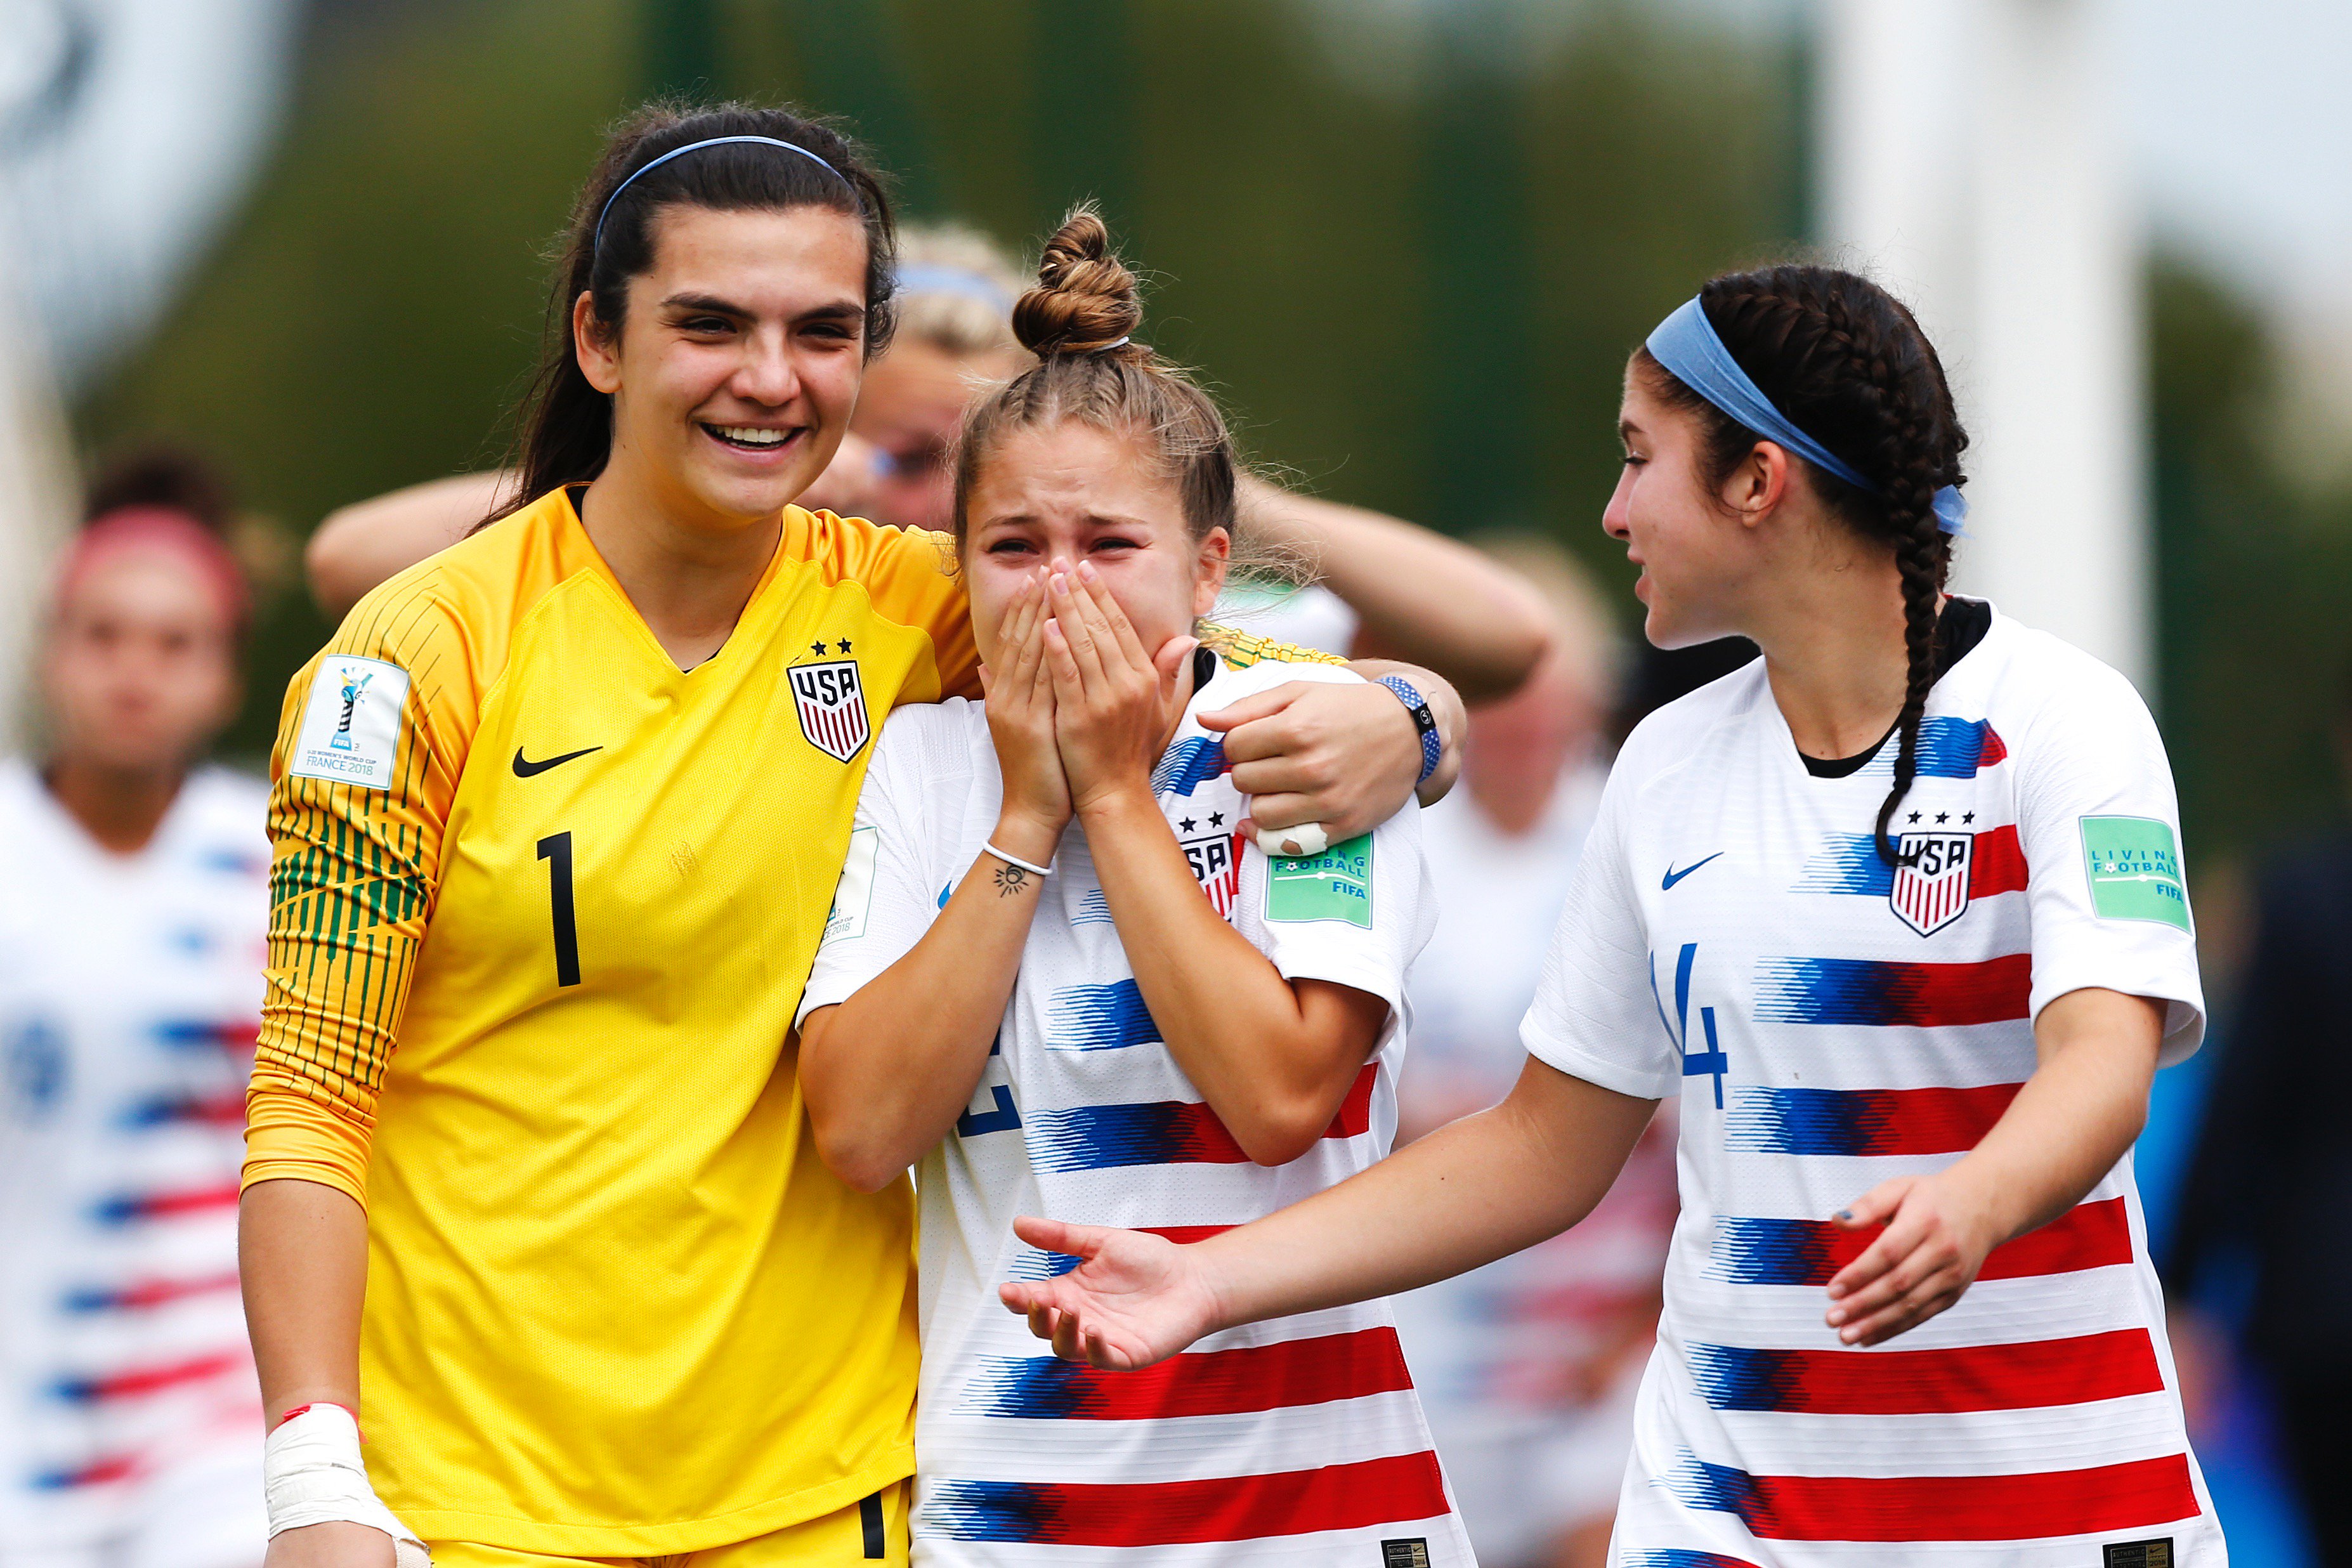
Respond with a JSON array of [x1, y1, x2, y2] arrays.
[[790, 657, 870, 763], [1380, 1541, 1430, 1568], [2103, 1538, 2172, 1568], [289, 656, 410, 789], [2081, 816, 2190, 931], [1266, 835, 1374, 927], [825, 826, 879, 942]]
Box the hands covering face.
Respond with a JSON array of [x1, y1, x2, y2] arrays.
[[979, 558, 1199, 832]]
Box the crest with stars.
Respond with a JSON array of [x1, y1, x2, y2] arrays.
[[1174, 806, 1242, 918], [788, 639, 868, 764], [1890, 821, 1975, 936]]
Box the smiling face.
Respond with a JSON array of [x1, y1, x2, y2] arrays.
[[960, 420, 1229, 666], [1604, 363, 1775, 649], [43, 549, 238, 774], [576, 202, 872, 528]]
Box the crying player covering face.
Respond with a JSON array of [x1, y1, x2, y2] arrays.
[[794, 207, 1474, 1565], [237, 102, 1516, 1568]]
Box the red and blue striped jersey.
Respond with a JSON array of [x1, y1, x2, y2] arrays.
[[801, 657, 1473, 1566], [1524, 604, 2221, 1566]]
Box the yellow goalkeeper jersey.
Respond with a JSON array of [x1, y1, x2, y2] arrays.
[[244, 487, 979, 1554]]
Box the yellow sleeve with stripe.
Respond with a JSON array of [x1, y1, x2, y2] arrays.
[[244, 581, 483, 1208]]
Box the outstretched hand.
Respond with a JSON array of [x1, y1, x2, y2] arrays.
[[1824, 1169, 2002, 1346], [996, 1216, 1225, 1370]]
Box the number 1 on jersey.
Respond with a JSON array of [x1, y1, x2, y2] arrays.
[[537, 832, 582, 987]]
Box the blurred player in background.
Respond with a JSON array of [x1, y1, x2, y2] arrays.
[[1388, 537, 1677, 1568], [299, 227, 1541, 703], [0, 452, 268, 1568]]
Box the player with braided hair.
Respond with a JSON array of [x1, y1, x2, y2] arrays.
[[1000, 265, 2224, 1565]]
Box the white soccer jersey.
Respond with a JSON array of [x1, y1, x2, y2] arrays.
[[0, 761, 269, 1565], [1522, 605, 2220, 1567], [800, 656, 1471, 1568]]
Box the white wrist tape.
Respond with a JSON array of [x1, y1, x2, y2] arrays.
[[1252, 821, 1329, 859], [265, 1404, 431, 1568]]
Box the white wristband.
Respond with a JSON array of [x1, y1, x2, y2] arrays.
[[264, 1404, 432, 1568], [1252, 821, 1330, 858], [984, 842, 1054, 878]]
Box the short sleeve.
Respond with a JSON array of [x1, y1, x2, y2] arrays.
[[245, 581, 482, 1207], [2011, 662, 2207, 1062], [1231, 799, 1432, 1018], [1519, 769, 1677, 1099], [796, 708, 960, 1026]]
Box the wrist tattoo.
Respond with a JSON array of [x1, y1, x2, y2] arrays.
[[993, 864, 1033, 898]]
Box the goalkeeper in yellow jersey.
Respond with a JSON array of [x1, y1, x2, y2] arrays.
[[240, 101, 1548, 1568]]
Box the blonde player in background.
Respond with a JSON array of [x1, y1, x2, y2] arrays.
[[796, 206, 1473, 1565], [240, 101, 1533, 1568], [1002, 265, 2226, 1566], [0, 453, 268, 1568]]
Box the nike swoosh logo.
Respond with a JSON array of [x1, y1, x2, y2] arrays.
[[1662, 853, 1724, 890], [513, 745, 602, 778]]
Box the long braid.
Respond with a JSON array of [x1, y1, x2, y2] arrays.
[[1877, 512, 1947, 863], [1638, 266, 1966, 866], [1820, 287, 1957, 865]]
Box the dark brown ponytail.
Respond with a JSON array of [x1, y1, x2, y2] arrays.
[[492, 100, 898, 522], [1635, 266, 1968, 865]]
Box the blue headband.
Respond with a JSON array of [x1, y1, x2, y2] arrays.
[[594, 136, 858, 251], [1645, 296, 1967, 535], [894, 262, 1017, 315]]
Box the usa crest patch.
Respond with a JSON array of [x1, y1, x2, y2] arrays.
[[1180, 825, 1243, 918], [1890, 830, 1973, 936], [790, 658, 870, 763]]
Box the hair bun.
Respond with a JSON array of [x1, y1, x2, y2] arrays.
[[1012, 205, 1144, 358]]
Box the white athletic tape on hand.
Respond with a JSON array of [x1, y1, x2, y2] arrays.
[[265, 1404, 432, 1568], [1252, 821, 1329, 859]]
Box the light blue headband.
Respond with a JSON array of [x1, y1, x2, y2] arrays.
[[1645, 296, 1968, 535], [594, 135, 858, 251], [894, 262, 1016, 315]]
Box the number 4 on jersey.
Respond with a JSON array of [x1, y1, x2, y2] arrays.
[[1650, 941, 1728, 1108]]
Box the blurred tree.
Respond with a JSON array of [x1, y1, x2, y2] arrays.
[[644, 0, 722, 98], [2149, 256, 2352, 857]]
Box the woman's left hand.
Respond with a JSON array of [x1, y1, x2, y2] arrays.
[[1822, 1169, 2004, 1346], [1042, 559, 1196, 814], [1201, 676, 1437, 847]]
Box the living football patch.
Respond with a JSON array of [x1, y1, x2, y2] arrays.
[[2081, 815, 2190, 931], [1265, 835, 1374, 927]]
